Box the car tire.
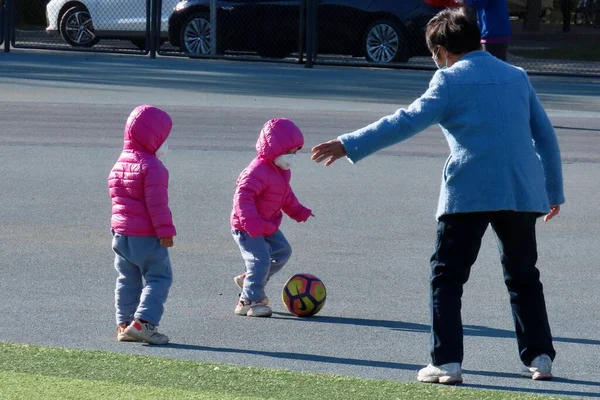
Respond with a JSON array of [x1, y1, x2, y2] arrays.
[[363, 20, 409, 63], [180, 12, 221, 56], [574, 11, 586, 26], [59, 6, 99, 48]]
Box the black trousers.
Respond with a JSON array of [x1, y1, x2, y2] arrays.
[[482, 43, 508, 61], [429, 211, 556, 365]]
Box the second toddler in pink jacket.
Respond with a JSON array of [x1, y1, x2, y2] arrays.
[[108, 105, 176, 344], [231, 118, 313, 317]]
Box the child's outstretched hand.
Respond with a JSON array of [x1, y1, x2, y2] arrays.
[[160, 237, 174, 247]]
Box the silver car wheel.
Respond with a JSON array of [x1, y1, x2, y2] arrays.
[[64, 11, 95, 45], [366, 23, 399, 63], [183, 17, 211, 55]]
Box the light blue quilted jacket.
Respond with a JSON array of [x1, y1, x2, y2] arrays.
[[339, 51, 565, 219]]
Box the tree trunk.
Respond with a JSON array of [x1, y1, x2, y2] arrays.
[[523, 0, 542, 31]]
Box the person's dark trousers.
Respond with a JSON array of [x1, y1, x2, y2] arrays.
[[482, 43, 508, 61], [429, 211, 556, 366]]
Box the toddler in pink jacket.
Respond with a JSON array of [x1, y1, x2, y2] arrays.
[[108, 105, 176, 344], [231, 118, 313, 317]]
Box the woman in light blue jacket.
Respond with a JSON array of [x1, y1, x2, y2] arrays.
[[312, 8, 564, 385]]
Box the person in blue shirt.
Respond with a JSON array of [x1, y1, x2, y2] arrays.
[[463, 0, 511, 60], [311, 8, 563, 385]]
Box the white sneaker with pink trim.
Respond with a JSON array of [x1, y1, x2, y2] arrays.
[[235, 298, 272, 317], [124, 318, 169, 345], [233, 273, 269, 306]]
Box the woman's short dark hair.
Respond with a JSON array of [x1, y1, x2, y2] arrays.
[[426, 8, 481, 54]]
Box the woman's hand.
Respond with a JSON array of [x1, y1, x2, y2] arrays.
[[311, 139, 347, 166], [544, 205, 560, 222]]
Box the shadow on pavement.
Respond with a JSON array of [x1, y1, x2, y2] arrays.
[[163, 342, 600, 398], [271, 313, 600, 346]]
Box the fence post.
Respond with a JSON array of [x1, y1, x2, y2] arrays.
[[154, 0, 162, 54], [210, 0, 217, 55], [3, 0, 10, 52], [305, 0, 316, 68], [146, 0, 156, 58], [297, 0, 305, 64]]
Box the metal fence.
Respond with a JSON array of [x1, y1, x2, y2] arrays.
[[156, 0, 307, 64], [4, 0, 600, 77], [1, 0, 4, 47], [12, 0, 150, 54], [1, 0, 8, 47]]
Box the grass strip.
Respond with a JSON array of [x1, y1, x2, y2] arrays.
[[0, 342, 572, 400]]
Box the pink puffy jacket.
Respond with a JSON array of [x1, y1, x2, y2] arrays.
[[108, 105, 176, 239], [231, 118, 312, 237]]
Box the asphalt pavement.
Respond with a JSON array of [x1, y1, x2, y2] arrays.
[[0, 50, 599, 398]]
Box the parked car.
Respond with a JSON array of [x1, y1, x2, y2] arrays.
[[168, 0, 462, 63], [45, 0, 179, 48], [508, 0, 555, 18], [15, 0, 51, 28]]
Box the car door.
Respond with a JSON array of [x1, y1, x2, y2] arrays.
[[316, 0, 373, 54], [87, 0, 147, 33], [161, 0, 181, 33], [223, 0, 302, 52]]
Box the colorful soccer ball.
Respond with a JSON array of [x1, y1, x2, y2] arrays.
[[282, 273, 326, 317]]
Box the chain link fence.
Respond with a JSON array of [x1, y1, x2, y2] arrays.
[[158, 0, 305, 63], [4, 0, 600, 76], [1, 0, 5, 46], [12, 0, 151, 53]]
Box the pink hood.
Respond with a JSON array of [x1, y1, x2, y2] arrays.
[[231, 119, 311, 237], [256, 118, 304, 161], [108, 105, 176, 238], [124, 104, 172, 153]]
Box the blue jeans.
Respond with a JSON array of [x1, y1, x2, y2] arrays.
[[429, 212, 555, 366], [232, 229, 292, 302], [112, 231, 172, 326]]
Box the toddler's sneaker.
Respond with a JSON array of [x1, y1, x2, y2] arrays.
[[116, 323, 138, 342], [233, 273, 246, 289], [417, 363, 463, 384], [124, 318, 169, 345], [235, 298, 272, 317], [521, 354, 553, 380], [233, 273, 269, 305]]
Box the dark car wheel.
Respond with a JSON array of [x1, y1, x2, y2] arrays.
[[364, 20, 409, 63], [59, 6, 99, 48], [180, 13, 218, 56], [573, 11, 586, 26]]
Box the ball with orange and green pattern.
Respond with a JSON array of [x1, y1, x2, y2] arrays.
[[282, 273, 326, 317]]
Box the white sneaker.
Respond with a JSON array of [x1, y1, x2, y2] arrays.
[[124, 318, 169, 345], [235, 298, 272, 317], [417, 363, 463, 384], [233, 273, 245, 289], [521, 354, 553, 380], [233, 273, 269, 306], [116, 324, 138, 342]]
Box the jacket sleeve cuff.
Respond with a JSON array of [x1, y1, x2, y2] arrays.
[[156, 226, 177, 239], [293, 207, 312, 222], [338, 134, 361, 164]]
